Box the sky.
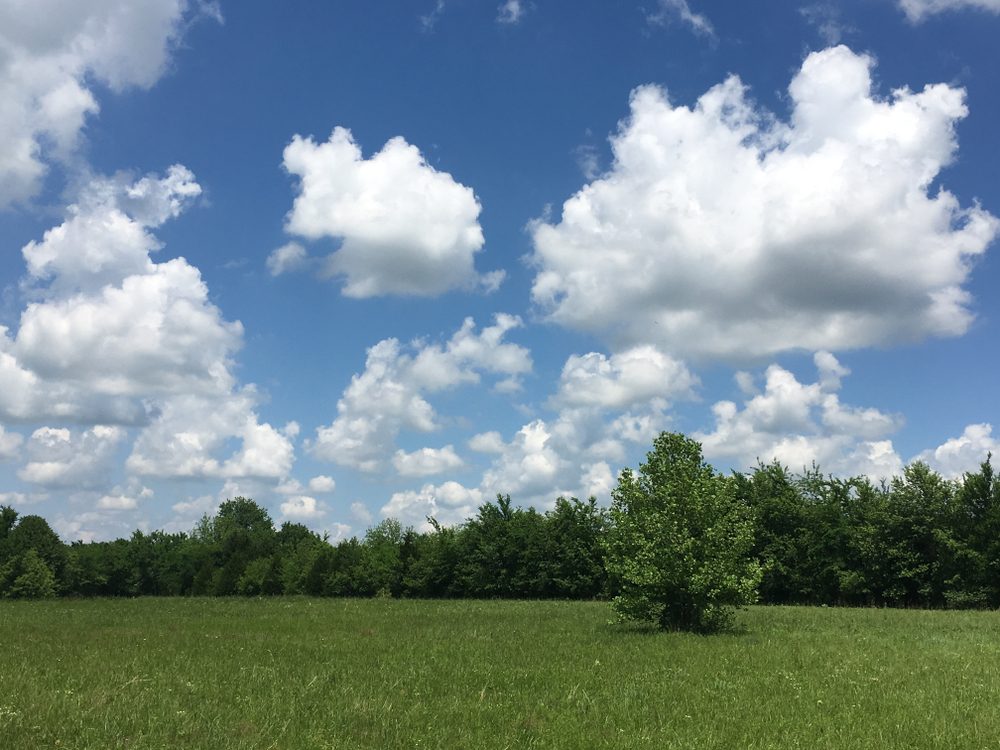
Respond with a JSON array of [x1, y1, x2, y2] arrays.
[[1, 0, 999, 542]]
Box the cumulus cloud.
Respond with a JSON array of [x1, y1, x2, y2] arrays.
[[530, 46, 998, 360], [695, 352, 905, 479], [551, 345, 697, 410], [283, 126, 498, 297], [647, 0, 715, 37], [0, 0, 214, 207], [18, 425, 126, 489], [312, 315, 531, 471], [280, 495, 327, 520], [469, 431, 506, 454], [899, 0, 1000, 21], [0, 167, 241, 425], [381, 481, 484, 530], [308, 475, 336, 493], [4, 167, 295, 483], [393, 446, 465, 477], [97, 481, 153, 511], [126, 392, 294, 480], [915, 423, 998, 478]]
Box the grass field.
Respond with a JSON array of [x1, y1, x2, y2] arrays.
[[2, 599, 1000, 749]]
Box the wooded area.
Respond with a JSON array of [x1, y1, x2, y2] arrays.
[[2, 438, 998, 609]]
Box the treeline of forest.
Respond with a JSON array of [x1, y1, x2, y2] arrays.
[[1, 448, 999, 608]]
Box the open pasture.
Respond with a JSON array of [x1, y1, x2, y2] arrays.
[[2, 599, 1000, 749]]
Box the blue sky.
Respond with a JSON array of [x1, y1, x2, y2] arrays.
[[1, 0, 999, 541]]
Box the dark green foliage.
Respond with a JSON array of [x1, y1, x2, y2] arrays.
[[1, 548, 57, 598]]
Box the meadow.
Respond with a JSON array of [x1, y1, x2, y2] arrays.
[[3, 600, 1000, 749]]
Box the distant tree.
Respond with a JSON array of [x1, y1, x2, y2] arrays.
[[604, 432, 761, 633], [358, 519, 404, 597], [5, 514, 67, 589], [543, 497, 608, 598], [0, 549, 57, 599], [956, 454, 1000, 606], [209, 498, 277, 595]]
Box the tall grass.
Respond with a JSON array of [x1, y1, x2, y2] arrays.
[[2, 599, 999, 748]]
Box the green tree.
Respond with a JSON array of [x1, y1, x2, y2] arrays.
[[0, 549, 57, 599], [604, 432, 761, 633]]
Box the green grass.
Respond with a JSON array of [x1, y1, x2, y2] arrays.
[[2, 600, 1000, 749]]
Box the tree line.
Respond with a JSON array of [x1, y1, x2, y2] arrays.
[[1, 436, 998, 610]]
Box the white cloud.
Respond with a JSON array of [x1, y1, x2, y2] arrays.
[[312, 315, 531, 471], [648, 0, 715, 37], [0, 0, 213, 207], [266, 242, 308, 276], [381, 481, 484, 530], [308, 475, 336, 493], [283, 126, 497, 297], [469, 431, 506, 453], [695, 353, 904, 479], [97, 481, 153, 511], [18, 425, 126, 489], [280, 495, 326, 520], [0, 425, 23, 461], [1, 168, 239, 425], [530, 46, 998, 360], [899, 0, 1000, 21], [914, 423, 998, 478], [393, 445, 465, 477], [497, 0, 525, 24], [480, 420, 570, 500], [551, 345, 697, 410], [127, 392, 294, 480], [3, 167, 296, 483]]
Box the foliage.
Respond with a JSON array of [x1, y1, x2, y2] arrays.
[[0, 548, 57, 598], [1, 440, 999, 611], [605, 432, 761, 632]]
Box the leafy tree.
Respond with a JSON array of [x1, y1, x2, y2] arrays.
[[6, 514, 67, 586], [543, 497, 608, 598], [1, 549, 57, 599], [604, 432, 761, 633]]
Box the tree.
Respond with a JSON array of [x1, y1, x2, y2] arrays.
[[604, 432, 761, 633], [0, 549, 57, 599]]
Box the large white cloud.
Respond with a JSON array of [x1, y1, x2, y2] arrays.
[[311, 315, 531, 471], [3, 167, 295, 484], [551, 346, 697, 410], [0, 0, 214, 207], [283, 127, 499, 297], [695, 352, 905, 479], [900, 0, 1000, 20], [530, 45, 998, 360]]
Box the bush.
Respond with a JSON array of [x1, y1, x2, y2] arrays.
[[604, 432, 761, 633]]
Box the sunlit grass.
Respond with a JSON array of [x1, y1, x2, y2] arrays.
[[2, 599, 999, 748]]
